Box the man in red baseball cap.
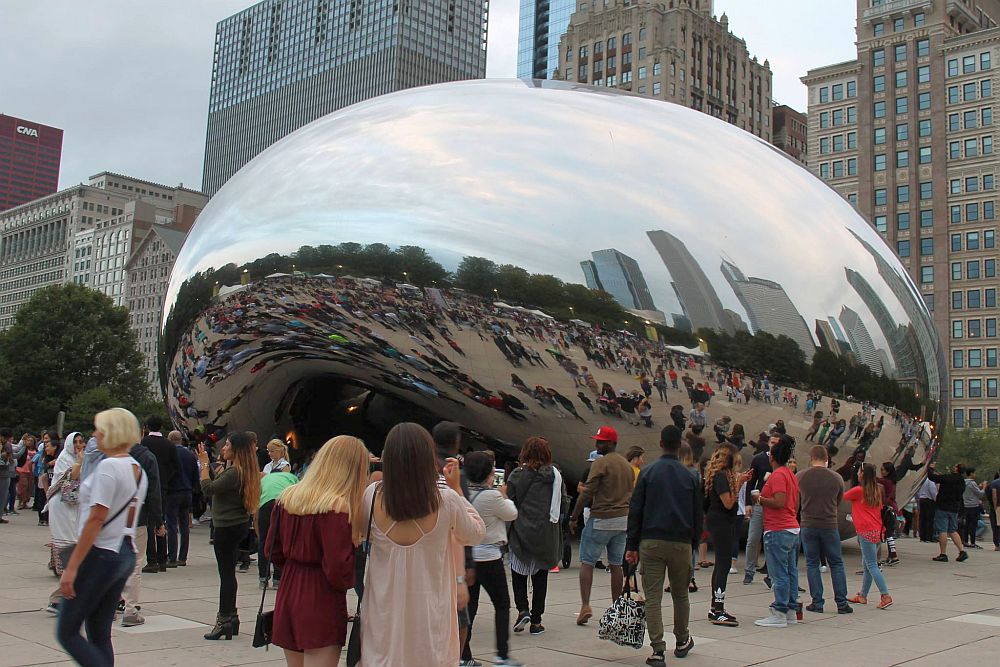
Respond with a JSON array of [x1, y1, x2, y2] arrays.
[[569, 424, 633, 625]]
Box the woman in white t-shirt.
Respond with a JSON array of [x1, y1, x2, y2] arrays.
[[56, 408, 148, 667]]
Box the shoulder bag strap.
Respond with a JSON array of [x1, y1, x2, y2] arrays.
[[103, 466, 144, 529], [258, 502, 280, 616], [354, 487, 379, 617]]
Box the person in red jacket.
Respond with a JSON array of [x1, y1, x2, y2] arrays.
[[846, 464, 893, 610]]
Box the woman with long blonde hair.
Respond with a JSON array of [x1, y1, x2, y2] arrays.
[[197, 431, 262, 640], [266, 435, 369, 667], [845, 463, 892, 609], [262, 439, 291, 475], [704, 444, 752, 626]]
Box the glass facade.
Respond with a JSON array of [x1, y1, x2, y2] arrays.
[[517, 0, 576, 79], [203, 0, 489, 196]]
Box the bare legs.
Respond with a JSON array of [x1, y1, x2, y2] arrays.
[[283, 645, 342, 667]]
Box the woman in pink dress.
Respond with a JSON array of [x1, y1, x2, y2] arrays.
[[360, 423, 485, 667]]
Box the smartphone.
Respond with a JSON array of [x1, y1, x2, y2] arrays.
[[493, 468, 505, 488]]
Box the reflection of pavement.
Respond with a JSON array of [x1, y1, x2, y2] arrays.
[[1, 509, 996, 666]]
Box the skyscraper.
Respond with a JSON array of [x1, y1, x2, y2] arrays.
[[580, 248, 657, 311], [719, 258, 815, 360], [815, 318, 842, 356], [840, 305, 882, 375], [0, 114, 63, 212], [647, 229, 733, 334], [202, 0, 489, 196], [518, 0, 577, 79], [550, 0, 773, 141], [803, 1, 1000, 427]]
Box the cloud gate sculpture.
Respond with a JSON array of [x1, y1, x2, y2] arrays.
[[163, 79, 945, 524]]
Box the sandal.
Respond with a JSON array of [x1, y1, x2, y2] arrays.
[[698, 561, 714, 568]]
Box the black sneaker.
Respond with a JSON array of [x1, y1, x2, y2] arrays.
[[932, 554, 948, 562], [709, 609, 739, 626], [806, 603, 823, 613], [512, 611, 530, 633], [763, 576, 773, 589], [646, 651, 666, 666], [837, 605, 854, 614], [885, 555, 900, 566], [594, 560, 606, 570], [674, 636, 694, 658], [956, 551, 969, 562], [528, 623, 545, 635]]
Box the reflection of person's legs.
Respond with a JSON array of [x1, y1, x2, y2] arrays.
[[639, 540, 668, 654]]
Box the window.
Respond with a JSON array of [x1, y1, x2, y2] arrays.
[[986, 259, 997, 277], [953, 319, 964, 338], [921, 265, 934, 283], [820, 137, 830, 154], [875, 127, 887, 145], [968, 203, 980, 221], [948, 59, 960, 77], [820, 111, 829, 127], [607, 37, 615, 50], [920, 237, 934, 255], [897, 239, 910, 256], [893, 17, 904, 32], [964, 55, 976, 74], [920, 209, 933, 227], [833, 161, 845, 178], [874, 22, 884, 37], [918, 91, 931, 109], [950, 141, 961, 159], [833, 109, 845, 126], [985, 175, 995, 190], [953, 263, 964, 280], [874, 75, 886, 92], [953, 409, 965, 428], [917, 39, 929, 58], [953, 290, 964, 309], [920, 181, 932, 199], [969, 290, 982, 309], [639, 28, 646, 41], [987, 202, 996, 220], [895, 70, 907, 88], [970, 348, 983, 366], [919, 119, 932, 136], [847, 131, 858, 149], [984, 136, 994, 154], [970, 380, 983, 398], [638, 66, 646, 79], [988, 288, 998, 308], [988, 318, 998, 337], [989, 352, 999, 370], [989, 409, 999, 427], [832, 83, 844, 101], [875, 188, 887, 206], [919, 146, 932, 164], [970, 260, 982, 278], [953, 379, 965, 398], [874, 49, 885, 67], [848, 158, 857, 176], [965, 110, 978, 128], [833, 135, 844, 152], [847, 106, 856, 123], [949, 113, 960, 132], [897, 212, 910, 229], [983, 108, 993, 126], [847, 80, 856, 98], [652, 82, 661, 95], [875, 215, 887, 233], [971, 409, 984, 429], [623, 32, 631, 45], [966, 137, 979, 157], [983, 79, 993, 97], [653, 62, 662, 75], [965, 82, 978, 100], [895, 44, 907, 62], [967, 176, 980, 192], [952, 233, 963, 251], [987, 230, 996, 248], [970, 319, 982, 337], [896, 96, 908, 114], [874, 154, 887, 171], [915, 12, 925, 27], [896, 150, 910, 168], [896, 123, 908, 140]]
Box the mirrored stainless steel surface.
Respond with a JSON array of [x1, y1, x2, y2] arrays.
[[163, 79, 945, 528]]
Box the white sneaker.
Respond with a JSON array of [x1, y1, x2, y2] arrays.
[[494, 658, 525, 666], [820, 565, 829, 573], [754, 611, 788, 628], [729, 567, 737, 575], [785, 609, 798, 625]]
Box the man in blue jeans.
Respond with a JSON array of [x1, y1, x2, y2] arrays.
[[797, 445, 852, 614], [754, 436, 800, 628]]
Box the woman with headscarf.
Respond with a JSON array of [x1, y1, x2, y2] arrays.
[[46, 432, 87, 615]]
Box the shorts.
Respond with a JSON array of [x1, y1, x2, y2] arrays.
[[579, 519, 627, 566], [934, 510, 959, 535]]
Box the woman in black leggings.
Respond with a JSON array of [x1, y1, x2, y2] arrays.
[[197, 432, 260, 640], [705, 444, 752, 626]]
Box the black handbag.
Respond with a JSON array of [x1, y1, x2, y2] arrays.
[[252, 504, 280, 649], [346, 489, 378, 667]]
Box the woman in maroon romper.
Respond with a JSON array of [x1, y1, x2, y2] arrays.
[[267, 435, 371, 666]]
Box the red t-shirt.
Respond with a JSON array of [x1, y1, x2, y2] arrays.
[[762, 466, 800, 532], [844, 485, 884, 540]]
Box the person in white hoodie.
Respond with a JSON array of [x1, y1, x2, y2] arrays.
[[46, 432, 86, 613], [460, 452, 522, 667]]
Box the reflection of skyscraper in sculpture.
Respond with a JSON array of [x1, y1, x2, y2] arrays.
[[844, 267, 924, 390], [877, 349, 896, 379], [815, 319, 842, 356], [719, 258, 815, 360], [580, 249, 657, 311], [847, 230, 941, 400], [839, 306, 882, 374], [647, 230, 734, 334]]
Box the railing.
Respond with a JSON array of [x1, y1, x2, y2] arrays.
[[862, 0, 932, 21]]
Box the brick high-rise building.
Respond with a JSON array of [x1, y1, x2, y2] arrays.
[[202, 0, 489, 196], [803, 0, 1000, 428], [0, 114, 63, 212], [552, 0, 773, 141], [772, 104, 808, 164]]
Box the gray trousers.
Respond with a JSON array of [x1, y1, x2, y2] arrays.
[[743, 505, 765, 579]]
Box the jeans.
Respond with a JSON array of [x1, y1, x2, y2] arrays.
[[763, 530, 799, 613], [511, 568, 548, 625], [800, 527, 848, 610], [743, 506, 764, 579], [858, 536, 889, 597], [918, 498, 936, 541], [213, 521, 249, 616], [706, 515, 735, 610], [638, 539, 691, 653], [165, 492, 191, 563], [257, 500, 281, 583], [56, 539, 135, 666], [963, 507, 981, 546], [464, 558, 511, 660]]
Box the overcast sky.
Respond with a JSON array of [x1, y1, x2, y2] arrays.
[[0, 1, 857, 192]]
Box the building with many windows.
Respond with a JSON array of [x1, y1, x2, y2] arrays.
[[202, 0, 489, 196], [553, 0, 773, 140], [0, 114, 63, 212], [580, 248, 658, 312], [803, 0, 1000, 427], [518, 0, 577, 79], [772, 104, 808, 164]]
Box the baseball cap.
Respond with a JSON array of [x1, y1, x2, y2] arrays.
[[591, 425, 618, 443]]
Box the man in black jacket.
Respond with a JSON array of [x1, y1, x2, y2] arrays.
[[626, 425, 700, 665], [929, 461, 969, 563], [141, 416, 178, 573]]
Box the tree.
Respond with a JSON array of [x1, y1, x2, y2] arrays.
[[455, 256, 498, 296], [937, 426, 1000, 481], [0, 284, 150, 430]]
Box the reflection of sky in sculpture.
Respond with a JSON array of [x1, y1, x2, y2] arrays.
[[166, 79, 942, 401]]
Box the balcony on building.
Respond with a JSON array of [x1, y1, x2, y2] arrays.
[[861, 0, 934, 24]]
